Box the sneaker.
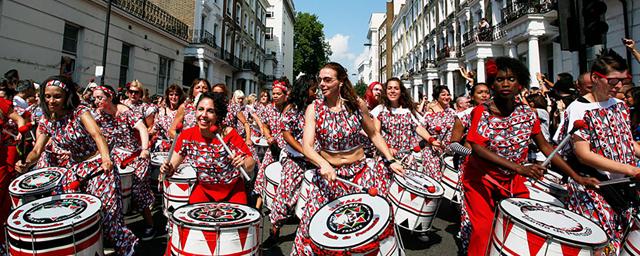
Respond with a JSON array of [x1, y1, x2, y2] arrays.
[[260, 230, 280, 250], [141, 226, 156, 241]]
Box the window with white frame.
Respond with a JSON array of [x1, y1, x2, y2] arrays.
[[266, 27, 273, 40], [158, 56, 172, 93], [119, 43, 131, 87], [61, 23, 80, 79]]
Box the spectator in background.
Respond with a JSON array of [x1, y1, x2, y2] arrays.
[[364, 81, 383, 110], [13, 80, 35, 111], [454, 96, 472, 112], [576, 72, 593, 96], [623, 38, 640, 64], [527, 93, 551, 163], [478, 18, 491, 41], [626, 87, 640, 140], [549, 72, 577, 134], [617, 84, 633, 101], [459, 65, 475, 92], [4, 69, 19, 89]]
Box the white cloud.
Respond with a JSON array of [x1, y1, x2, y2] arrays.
[[327, 34, 356, 63]]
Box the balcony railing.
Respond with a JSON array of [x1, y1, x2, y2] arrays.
[[232, 57, 242, 69], [462, 23, 506, 47], [421, 59, 436, 68], [436, 47, 452, 61], [501, 1, 553, 25], [190, 29, 217, 49], [243, 61, 260, 73], [111, 0, 189, 40]]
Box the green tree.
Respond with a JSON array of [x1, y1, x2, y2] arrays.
[[294, 12, 332, 76], [354, 79, 367, 97]]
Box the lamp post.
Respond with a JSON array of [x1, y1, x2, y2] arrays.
[[100, 0, 113, 86]]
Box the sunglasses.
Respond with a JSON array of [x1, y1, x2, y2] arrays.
[[128, 89, 142, 95], [592, 71, 632, 86]]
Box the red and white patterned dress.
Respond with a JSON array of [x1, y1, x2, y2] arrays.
[[224, 102, 247, 138], [93, 107, 154, 213], [152, 107, 177, 152], [124, 100, 157, 119], [174, 126, 253, 204], [39, 105, 138, 255], [454, 106, 473, 253], [554, 98, 636, 254], [462, 102, 539, 255], [268, 106, 312, 228], [292, 99, 388, 256], [182, 101, 197, 130], [253, 104, 283, 197], [421, 108, 456, 180]]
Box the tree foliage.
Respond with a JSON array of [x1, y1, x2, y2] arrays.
[[294, 13, 332, 77], [354, 79, 367, 97]]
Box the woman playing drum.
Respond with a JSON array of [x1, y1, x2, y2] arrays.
[[554, 49, 638, 254], [168, 78, 211, 138], [91, 85, 156, 240], [462, 57, 598, 255], [292, 62, 404, 255], [160, 92, 255, 205], [123, 80, 157, 132], [16, 75, 138, 255], [151, 84, 184, 152], [421, 86, 456, 181]]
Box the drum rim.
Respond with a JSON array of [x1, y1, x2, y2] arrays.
[[308, 193, 392, 249], [440, 156, 458, 172], [498, 198, 609, 247], [166, 164, 197, 180], [7, 194, 102, 232], [10, 168, 66, 195], [525, 186, 565, 207], [264, 162, 282, 183], [392, 173, 444, 198], [170, 202, 261, 230]]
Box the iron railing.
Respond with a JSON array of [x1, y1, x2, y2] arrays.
[[501, 1, 553, 24], [189, 29, 217, 49], [111, 0, 189, 40]]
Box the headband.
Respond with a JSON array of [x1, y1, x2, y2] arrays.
[[273, 80, 288, 92], [46, 80, 68, 92], [95, 86, 113, 98]]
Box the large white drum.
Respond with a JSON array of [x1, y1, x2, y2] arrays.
[[251, 136, 268, 157], [263, 162, 282, 210], [308, 193, 402, 255], [150, 152, 169, 167], [489, 198, 608, 256], [168, 202, 261, 256], [163, 164, 197, 218], [526, 172, 569, 204], [526, 185, 565, 208], [6, 193, 103, 256], [388, 171, 444, 232], [440, 156, 461, 204], [117, 164, 134, 214], [9, 167, 65, 209], [295, 170, 315, 218], [621, 214, 640, 256]]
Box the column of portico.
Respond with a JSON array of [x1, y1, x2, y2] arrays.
[[476, 58, 486, 83], [528, 34, 542, 88]]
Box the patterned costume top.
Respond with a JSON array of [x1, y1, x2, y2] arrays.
[[92, 107, 143, 151], [153, 107, 177, 145], [175, 127, 252, 184], [224, 102, 246, 137], [263, 103, 286, 149], [314, 99, 363, 153], [254, 102, 271, 123], [466, 102, 540, 176], [183, 101, 197, 129], [554, 98, 636, 180], [243, 104, 262, 137], [38, 105, 98, 160], [422, 108, 456, 145], [281, 105, 305, 157], [371, 105, 420, 155], [124, 100, 157, 118], [2, 99, 26, 146], [456, 107, 474, 131], [0, 98, 12, 145]]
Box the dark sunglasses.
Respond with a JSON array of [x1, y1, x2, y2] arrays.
[[128, 89, 142, 95], [592, 71, 632, 86]]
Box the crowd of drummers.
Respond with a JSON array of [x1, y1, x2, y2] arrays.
[[1, 44, 640, 256]]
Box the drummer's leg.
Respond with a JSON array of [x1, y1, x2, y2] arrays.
[[463, 172, 497, 255], [0, 149, 15, 248], [254, 150, 274, 208], [269, 157, 302, 228], [132, 158, 155, 226], [422, 148, 443, 181], [81, 159, 139, 255]]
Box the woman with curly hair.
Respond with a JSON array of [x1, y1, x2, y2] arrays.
[[168, 78, 210, 138], [292, 62, 403, 255]]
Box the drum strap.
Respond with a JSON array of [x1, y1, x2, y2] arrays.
[[483, 174, 513, 197]]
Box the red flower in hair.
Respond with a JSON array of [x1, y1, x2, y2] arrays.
[[485, 58, 498, 79]]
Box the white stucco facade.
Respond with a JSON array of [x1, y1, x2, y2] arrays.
[[265, 0, 294, 81]]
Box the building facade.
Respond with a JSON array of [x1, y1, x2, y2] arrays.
[[388, 0, 640, 101], [265, 0, 295, 81], [0, 0, 189, 95]]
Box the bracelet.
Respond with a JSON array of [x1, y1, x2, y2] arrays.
[[428, 137, 437, 144]]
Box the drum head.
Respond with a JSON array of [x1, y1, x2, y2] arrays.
[[309, 193, 391, 249], [443, 156, 456, 171], [526, 186, 564, 207], [265, 162, 282, 182], [251, 136, 268, 147], [171, 202, 261, 230], [151, 152, 169, 166], [170, 164, 197, 180], [10, 167, 65, 195], [7, 194, 102, 232], [499, 198, 608, 247], [304, 170, 315, 182], [394, 172, 444, 197]]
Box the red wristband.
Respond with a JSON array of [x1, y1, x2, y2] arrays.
[[428, 137, 436, 144], [18, 123, 32, 134]]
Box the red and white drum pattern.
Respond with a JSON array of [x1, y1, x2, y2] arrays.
[[489, 198, 608, 256], [163, 164, 197, 218], [621, 215, 640, 256], [307, 194, 401, 256], [388, 172, 444, 232], [168, 203, 261, 256], [263, 162, 282, 210], [9, 167, 65, 209], [295, 170, 315, 219], [112, 147, 154, 214], [6, 194, 104, 256], [440, 156, 461, 204]]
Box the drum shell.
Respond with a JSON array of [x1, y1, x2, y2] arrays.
[[440, 156, 461, 204], [309, 222, 401, 256], [162, 166, 197, 218], [388, 175, 443, 232], [526, 176, 569, 203], [621, 216, 640, 256], [118, 166, 134, 214], [9, 168, 65, 209], [150, 152, 169, 167], [263, 162, 282, 210], [295, 170, 315, 219], [526, 185, 565, 208]]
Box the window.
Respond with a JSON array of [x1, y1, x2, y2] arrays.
[[119, 43, 131, 87], [266, 27, 273, 40], [236, 4, 241, 24], [266, 11, 274, 18], [158, 56, 172, 93], [226, 0, 232, 14], [61, 23, 80, 78]]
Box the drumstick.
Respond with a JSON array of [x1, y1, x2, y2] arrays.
[[402, 171, 437, 193], [597, 173, 640, 186], [63, 170, 105, 192], [335, 177, 378, 196], [541, 120, 587, 167], [210, 125, 252, 181], [160, 123, 183, 191]]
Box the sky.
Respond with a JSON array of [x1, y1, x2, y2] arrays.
[[295, 0, 387, 81]]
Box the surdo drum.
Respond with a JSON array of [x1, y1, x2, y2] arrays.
[[117, 164, 134, 214], [308, 193, 402, 255], [151, 152, 169, 167], [388, 171, 444, 232], [526, 185, 565, 208], [163, 164, 197, 218], [621, 214, 640, 256], [440, 156, 461, 204], [6, 194, 103, 256], [263, 162, 282, 210], [525, 172, 569, 204], [295, 169, 315, 219], [168, 202, 261, 256], [489, 198, 608, 256], [9, 167, 65, 209]]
